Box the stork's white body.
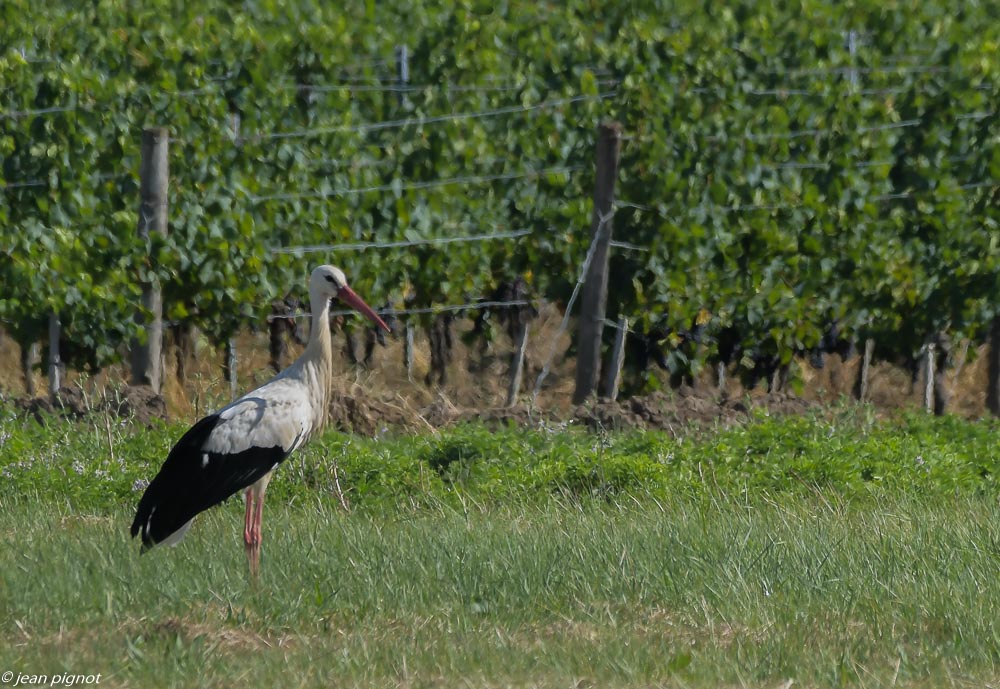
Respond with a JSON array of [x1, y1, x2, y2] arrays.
[[208, 315, 335, 464], [131, 266, 388, 576]]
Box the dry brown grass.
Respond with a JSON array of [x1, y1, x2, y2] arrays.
[[0, 309, 993, 422]]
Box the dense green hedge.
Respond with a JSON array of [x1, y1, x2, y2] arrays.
[[1, 1, 997, 383]]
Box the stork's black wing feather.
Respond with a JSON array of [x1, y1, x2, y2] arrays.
[[130, 413, 289, 550]]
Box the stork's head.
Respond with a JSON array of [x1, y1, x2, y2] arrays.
[[310, 265, 391, 333]]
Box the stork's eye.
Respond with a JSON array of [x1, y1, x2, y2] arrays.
[[324, 275, 336, 284]]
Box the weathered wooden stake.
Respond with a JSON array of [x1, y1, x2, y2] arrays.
[[601, 317, 628, 401], [933, 363, 950, 416], [932, 333, 950, 416], [769, 367, 784, 394], [48, 312, 62, 397], [923, 343, 935, 412], [716, 361, 727, 395], [130, 127, 168, 393], [573, 121, 622, 405], [858, 338, 874, 402], [845, 29, 859, 90], [506, 322, 530, 407], [404, 324, 414, 382], [22, 341, 38, 397], [225, 338, 238, 401], [988, 317, 1000, 417]]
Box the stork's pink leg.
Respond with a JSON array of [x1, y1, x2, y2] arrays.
[[251, 491, 265, 547], [244, 488, 260, 579], [243, 487, 255, 546]]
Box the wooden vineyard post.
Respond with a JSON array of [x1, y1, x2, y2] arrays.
[[988, 317, 1000, 417], [22, 341, 38, 396], [857, 338, 874, 402], [225, 338, 238, 401], [131, 127, 168, 393], [601, 317, 628, 401], [933, 363, 950, 415], [506, 322, 530, 407], [48, 312, 62, 397], [268, 310, 284, 374], [922, 342, 935, 413], [769, 367, 785, 394], [404, 324, 414, 382], [573, 121, 622, 405], [931, 333, 950, 416]]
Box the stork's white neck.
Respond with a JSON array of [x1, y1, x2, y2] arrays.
[[305, 286, 332, 360], [288, 285, 334, 432]]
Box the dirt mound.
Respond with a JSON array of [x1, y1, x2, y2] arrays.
[[455, 404, 560, 429], [12, 385, 168, 426], [324, 393, 542, 435], [574, 387, 818, 433], [113, 385, 169, 426], [325, 385, 825, 436], [327, 391, 427, 435]]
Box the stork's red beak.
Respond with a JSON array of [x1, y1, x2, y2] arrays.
[[337, 285, 391, 333]]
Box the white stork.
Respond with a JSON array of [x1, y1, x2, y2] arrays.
[[131, 265, 389, 576]]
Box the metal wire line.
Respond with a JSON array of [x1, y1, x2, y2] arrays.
[[252, 165, 581, 202], [272, 229, 533, 255], [615, 178, 996, 216], [331, 300, 531, 319], [282, 78, 620, 94], [268, 299, 532, 321], [247, 92, 616, 142], [1, 171, 132, 190], [0, 105, 77, 119]]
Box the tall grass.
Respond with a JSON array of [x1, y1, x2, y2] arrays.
[[3, 493, 1000, 687], [3, 406, 1000, 686]]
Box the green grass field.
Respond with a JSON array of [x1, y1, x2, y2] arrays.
[[3, 405, 1000, 688]]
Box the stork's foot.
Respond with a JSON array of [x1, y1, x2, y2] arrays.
[[244, 526, 262, 581], [245, 540, 261, 581]]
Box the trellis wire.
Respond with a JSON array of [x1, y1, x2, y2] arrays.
[[272, 228, 532, 255], [3, 52, 985, 121], [615, 177, 996, 216], [1, 171, 133, 191], [282, 78, 620, 94], [248, 92, 617, 142], [0, 104, 76, 119], [331, 300, 531, 319], [302, 154, 512, 169], [6, 135, 990, 191], [739, 118, 923, 143], [252, 165, 581, 203], [266, 299, 532, 322], [608, 240, 647, 252]]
